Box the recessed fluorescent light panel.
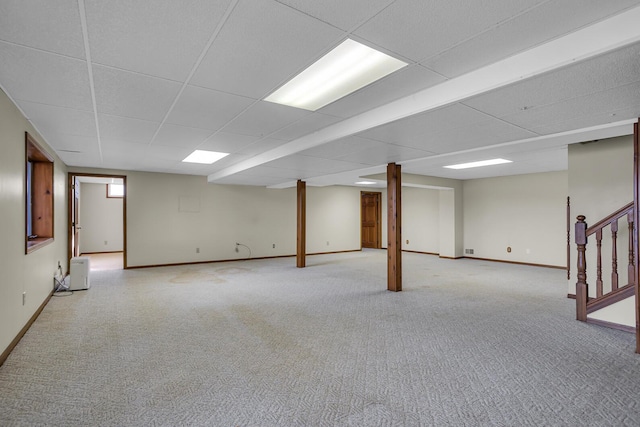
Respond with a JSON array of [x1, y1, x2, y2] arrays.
[[182, 150, 229, 164], [265, 39, 408, 111], [355, 181, 377, 185], [444, 158, 512, 170]]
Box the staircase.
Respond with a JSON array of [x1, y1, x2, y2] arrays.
[[575, 202, 636, 331]]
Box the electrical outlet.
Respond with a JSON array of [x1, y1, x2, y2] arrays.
[[196, 247, 200, 254], [272, 243, 275, 248], [104, 240, 108, 245], [406, 239, 409, 244], [326, 241, 329, 246], [22, 292, 26, 306]]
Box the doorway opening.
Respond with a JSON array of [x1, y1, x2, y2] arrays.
[[361, 191, 382, 249], [68, 173, 127, 271]]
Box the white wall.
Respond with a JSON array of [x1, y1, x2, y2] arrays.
[[402, 187, 439, 254], [463, 171, 568, 267], [567, 136, 634, 327], [67, 169, 380, 267], [0, 88, 67, 357], [307, 186, 362, 254], [79, 183, 123, 253]]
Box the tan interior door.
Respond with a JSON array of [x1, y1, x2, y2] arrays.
[[361, 192, 381, 248]]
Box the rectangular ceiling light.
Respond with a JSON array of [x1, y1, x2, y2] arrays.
[[444, 158, 512, 170], [182, 150, 229, 164], [264, 39, 408, 111]]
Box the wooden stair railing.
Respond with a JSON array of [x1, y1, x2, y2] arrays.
[[575, 202, 635, 322]]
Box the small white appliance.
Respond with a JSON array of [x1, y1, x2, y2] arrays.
[[69, 257, 90, 290]]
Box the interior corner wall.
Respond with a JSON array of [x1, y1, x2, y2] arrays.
[[0, 88, 68, 359], [567, 135, 634, 327], [463, 170, 568, 267], [79, 183, 124, 253]]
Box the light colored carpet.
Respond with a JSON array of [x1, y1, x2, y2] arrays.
[[1, 250, 639, 426], [81, 252, 123, 271]]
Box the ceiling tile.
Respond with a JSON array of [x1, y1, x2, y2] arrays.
[[85, 0, 232, 81], [240, 165, 307, 179], [421, 119, 537, 154], [353, 0, 546, 62], [237, 138, 291, 156], [268, 112, 342, 141], [499, 82, 640, 134], [263, 154, 369, 175], [422, 0, 640, 78], [56, 143, 103, 168], [215, 173, 289, 187], [165, 85, 254, 131], [98, 114, 159, 145], [92, 65, 182, 122], [199, 153, 253, 175], [45, 134, 100, 154], [298, 135, 380, 159], [199, 132, 260, 154], [337, 142, 434, 165], [0, 42, 92, 110], [462, 42, 640, 119], [19, 101, 96, 137], [275, 0, 394, 31], [190, 0, 343, 99], [319, 64, 447, 118], [0, 0, 84, 58], [152, 123, 212, 148], [222, 101, 311, 137]]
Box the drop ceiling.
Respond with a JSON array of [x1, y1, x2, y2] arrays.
[[2, 0, 640, 188]]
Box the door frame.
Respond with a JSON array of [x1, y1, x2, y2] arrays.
[[360, 191, 382, 249], [67, 172, 127, 270]]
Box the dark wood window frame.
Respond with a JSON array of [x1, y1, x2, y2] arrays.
[[25, 132, 54, 254], [106, 182, 124, 198]]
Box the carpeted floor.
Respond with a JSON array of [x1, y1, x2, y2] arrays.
[[82, 252, 124, 271], [1, 250, 639, 426]]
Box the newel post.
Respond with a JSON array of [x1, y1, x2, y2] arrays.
[[576, 215, 588, 321]]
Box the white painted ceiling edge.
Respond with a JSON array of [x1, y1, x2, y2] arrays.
[[208, 5, 640, 185]]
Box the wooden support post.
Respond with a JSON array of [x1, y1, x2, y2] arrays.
[[567, 196, 571, 280], [297, 179, 306, 268], [634, 119, 640, 354], [575, 215, 588, 321], [387, 163, 402, 292]]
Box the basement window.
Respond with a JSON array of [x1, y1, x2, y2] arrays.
[[107, 183, 124, 198], [25, 132, 54, 254]]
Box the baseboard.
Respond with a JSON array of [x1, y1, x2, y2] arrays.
[[402, 250, 439, 256], [0, 291, 53, 367], [80, 251, 123, 255], [439, 255, 464, 260], [464, 256, 566, 270], [126, 249, 361, 270], [567, 294, 576, 299], [586, 317, 636, 333]]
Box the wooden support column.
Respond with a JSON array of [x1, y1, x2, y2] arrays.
[[567, 196, 571, 280], [297, 179, 306, 268], [387, 163, 402, 292], [575, 215, 588, 322], [633, 119, 640, 353]]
